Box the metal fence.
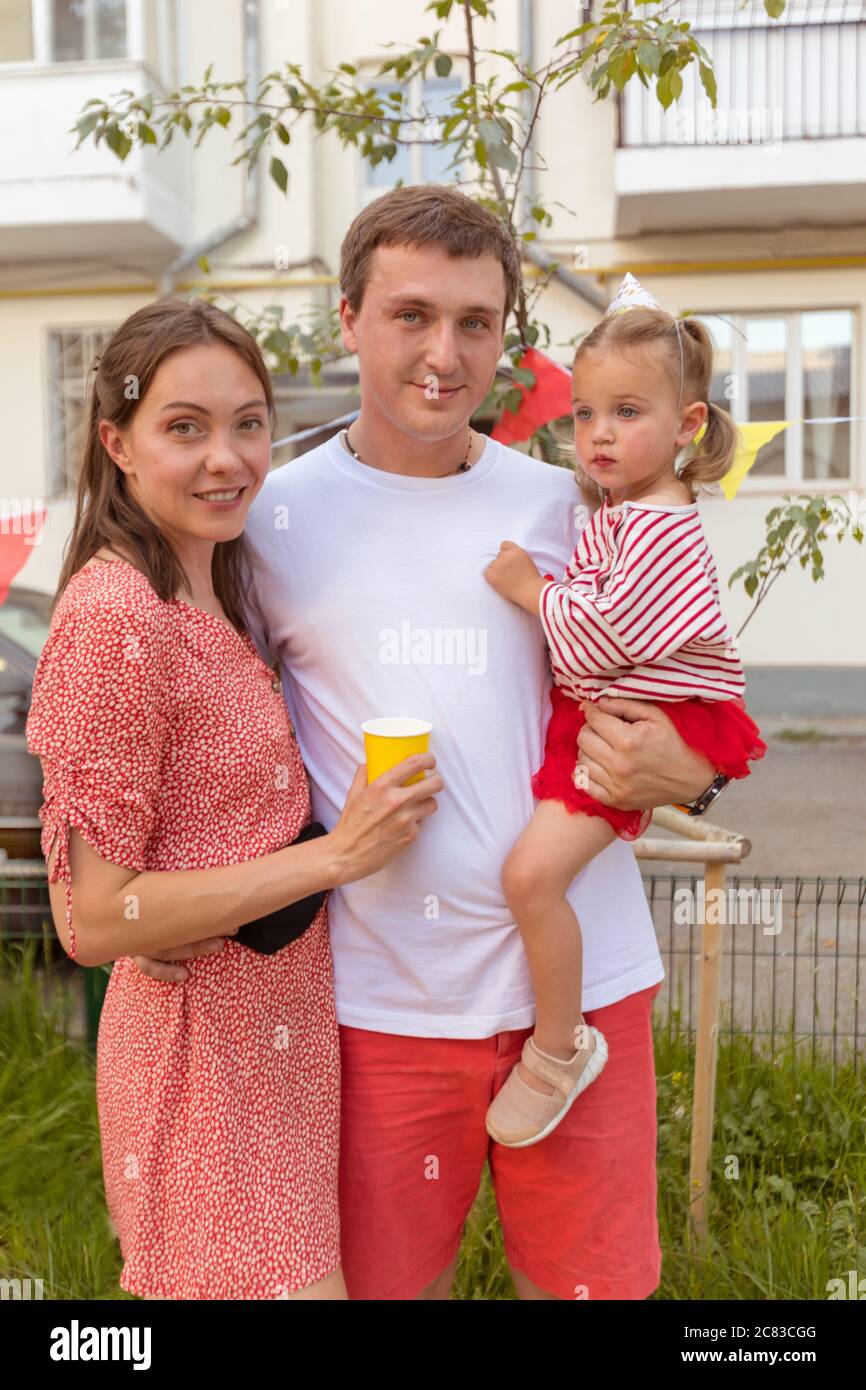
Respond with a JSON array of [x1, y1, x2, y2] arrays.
[[618, 0, 866, 147], [646, 873, 866, 1074], [2, 862, 864, 1068]]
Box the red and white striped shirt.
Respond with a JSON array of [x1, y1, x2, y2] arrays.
[[539, 499, 744, 703]]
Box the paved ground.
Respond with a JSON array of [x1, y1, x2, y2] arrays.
[[642, 718, 866, 879], [640, 718, 865, 1059]]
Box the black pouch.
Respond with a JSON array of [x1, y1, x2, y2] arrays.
[[234, 821, 329, 956]]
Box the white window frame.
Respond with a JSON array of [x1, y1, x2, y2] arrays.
[[44, 324, 117, 499], [693, 307, 858, 493], [0, 0, 178, 88], [356, 65, 465, 208]]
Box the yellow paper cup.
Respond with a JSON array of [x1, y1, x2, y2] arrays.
[[361, 717, 433, 785]]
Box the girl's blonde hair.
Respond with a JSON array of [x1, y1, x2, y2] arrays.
[[556, 305, 739, 507]]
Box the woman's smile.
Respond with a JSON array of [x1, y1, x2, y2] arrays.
[[191, 484, 249, 508]]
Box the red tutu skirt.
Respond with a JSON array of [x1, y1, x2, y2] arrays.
[[531, 685, 767, 842]]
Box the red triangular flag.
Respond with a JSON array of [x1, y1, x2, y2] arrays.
[[491, 347, 572, 445], [0, 510, 47, 607]]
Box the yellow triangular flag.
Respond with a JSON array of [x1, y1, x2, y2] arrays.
[[721, 421, 792, 500]]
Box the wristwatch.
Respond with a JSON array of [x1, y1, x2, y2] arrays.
[[673, 771, 730, 818]]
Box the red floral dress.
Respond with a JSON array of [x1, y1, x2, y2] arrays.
[[25, 558, 340, 1299]]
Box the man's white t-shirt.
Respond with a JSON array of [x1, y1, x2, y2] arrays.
[[241, 432, 664, 1038]]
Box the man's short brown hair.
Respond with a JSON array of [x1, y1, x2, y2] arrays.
[[339, 184, 521, 329]]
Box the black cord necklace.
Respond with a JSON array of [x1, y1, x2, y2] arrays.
[[340, 425, 474, 477]]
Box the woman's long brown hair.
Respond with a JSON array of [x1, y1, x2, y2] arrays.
[[53, 297, 276, 634]]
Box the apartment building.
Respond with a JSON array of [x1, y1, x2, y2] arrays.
[[0, 0, 863, 703]]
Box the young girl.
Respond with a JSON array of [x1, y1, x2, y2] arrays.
[[482, 274, 766, 1148]]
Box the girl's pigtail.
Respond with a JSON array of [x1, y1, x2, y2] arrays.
[[679, 399, 739, 498]]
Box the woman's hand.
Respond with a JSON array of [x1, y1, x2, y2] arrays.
[[484, 541, 548, 613], [131, 755, 444, 983], [327, 754, 444, 886], [130, 937, 231, 984]]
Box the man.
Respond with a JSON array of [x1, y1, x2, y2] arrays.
[[137, 185, 716, 1299]]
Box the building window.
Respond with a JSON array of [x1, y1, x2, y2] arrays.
[[693, 309, 855, 484], [46, 328, 115, 498], [50, 0, 127, 62], [1, 2, 177, 82], [360, 73, 463, 205], [0, 1, 35, 61]]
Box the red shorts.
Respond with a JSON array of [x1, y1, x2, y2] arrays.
[[337, 982, 662, 1300], [532, 686, 767, 841]]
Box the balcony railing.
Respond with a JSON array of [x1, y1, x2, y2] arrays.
[[618, 0, 866, 149]]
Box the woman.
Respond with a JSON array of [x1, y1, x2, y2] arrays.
[[25, 298, 442, 1300]]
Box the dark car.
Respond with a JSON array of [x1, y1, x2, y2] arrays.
[[0, 585, 54, 820]]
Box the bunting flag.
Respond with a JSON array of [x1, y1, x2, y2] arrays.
[[0, 509, 46, 607], [721, 421, 793, 500], [720, 416, 863, 499], [491, 347, 573, 445]]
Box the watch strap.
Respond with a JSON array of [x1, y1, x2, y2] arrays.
[[672, 771, 730, 818]]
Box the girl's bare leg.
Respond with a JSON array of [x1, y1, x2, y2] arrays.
[[501, 801, 616, 1096]]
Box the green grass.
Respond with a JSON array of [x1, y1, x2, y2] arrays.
[[1, 942, 863, 1300], [774, 728, 828, 742]]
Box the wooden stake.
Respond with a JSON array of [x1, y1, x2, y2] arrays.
[[688, 859, 726, 1248]]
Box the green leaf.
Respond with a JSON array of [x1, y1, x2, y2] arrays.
[[699, 61, 717, 106], [474, 137, 487, 168], [764, 0, 786, 17], [104, 123, 132, 159], [554, 23, 596, 46], [434, 53, 453, 77], [270, 155, 288, 193], [637, 41, 661, 75], [138, 121, 157, 145], [275, 121, 290, 144], [488, 139, 517, 173], [73, 111, 101, 142], [197, 254, 210, 274], [478, 119, 503, 146], [607, 49, 636, 93], [214, 106, 231, 127], [656, 68, 683, 110]]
